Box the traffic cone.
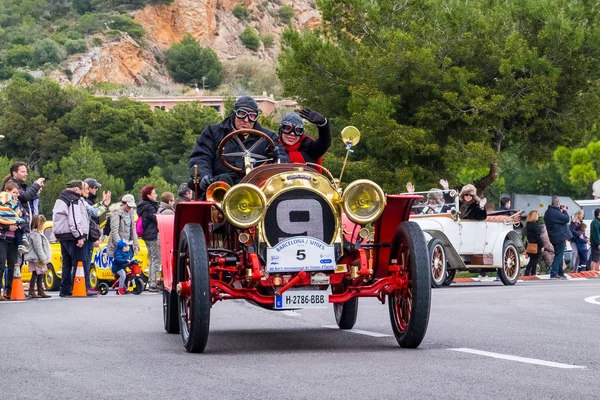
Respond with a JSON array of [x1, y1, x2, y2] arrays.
[[10, 264, 26, 301], [72, 262, 87, 297]]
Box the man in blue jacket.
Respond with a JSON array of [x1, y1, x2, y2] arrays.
[[544, 196, 571, 279]]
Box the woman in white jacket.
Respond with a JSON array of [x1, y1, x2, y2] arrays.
[[24, 215, 51, 298]]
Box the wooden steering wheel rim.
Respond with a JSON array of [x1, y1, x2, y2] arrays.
[[217, 128, 276, 173]]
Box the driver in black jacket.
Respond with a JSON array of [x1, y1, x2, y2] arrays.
[[189, 96, 289, 197]]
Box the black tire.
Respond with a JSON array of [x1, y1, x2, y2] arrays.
[[388, 221, 431, 348], [132, 277, 144, 295], [177, 223, 211, 353], [163, 288, 180, 334], [44, 264, 60, 291], [428, 239, 446, 288], [333, 297, 358, 329], [98, 282, 109, 295], [497, 240, 520, 285], [443, 269, 456, 286]]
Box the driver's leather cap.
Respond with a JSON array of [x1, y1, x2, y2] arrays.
[[233, 96, 259, 113]]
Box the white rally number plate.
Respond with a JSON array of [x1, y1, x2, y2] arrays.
[[266, 236, 336, 273], [275, 289, 329, 309]]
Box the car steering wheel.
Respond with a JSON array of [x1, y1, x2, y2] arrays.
[[218, 129, 276, 173]]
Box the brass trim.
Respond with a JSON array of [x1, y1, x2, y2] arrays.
[[222, 183, 267, 229], [341, 179, 386, 224]]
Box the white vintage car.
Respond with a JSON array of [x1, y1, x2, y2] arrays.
[[408, 190, 524, 287]]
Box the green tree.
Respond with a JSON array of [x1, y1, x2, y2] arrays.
[[148, 102, 220, 165], [109, 14, 145, 39], [233, 5, 250, 21], [239, 27, 260, 51], [31, 38, 65, 66], [260, 33, 275, 48], [278, 5, 294, 24], [132, 166, 176, 202], [40, 137, 125, 215], [6, 44, 32, 67], [278, 0, 600, 194], [64, 39, 87, 55], [165, 33, 223, 88]]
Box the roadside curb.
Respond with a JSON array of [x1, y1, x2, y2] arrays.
[[454, 271, 600, 282]]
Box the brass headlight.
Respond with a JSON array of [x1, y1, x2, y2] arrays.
[[222, 183, 267, 228], [341, 180, 386, 224]]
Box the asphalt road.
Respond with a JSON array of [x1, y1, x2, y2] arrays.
[[3, 280, 600, 400]]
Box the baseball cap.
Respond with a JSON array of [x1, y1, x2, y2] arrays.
[[66, 180, 83, 189], [84, 178, 102, 188], [121, 194, 136, 208]]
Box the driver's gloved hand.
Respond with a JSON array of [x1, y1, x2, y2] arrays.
[[268, 146, 288, 164], [199, 175, 215, 192], [299, 108, 327, 126]]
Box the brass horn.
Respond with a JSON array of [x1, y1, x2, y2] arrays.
[[206, 181, 230, 207]]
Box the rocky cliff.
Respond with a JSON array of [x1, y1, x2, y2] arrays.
[[56, 0, 320, 88]]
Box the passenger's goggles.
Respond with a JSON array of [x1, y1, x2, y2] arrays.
[[234, 108, 259, 122], [280, 123, 304, 136]]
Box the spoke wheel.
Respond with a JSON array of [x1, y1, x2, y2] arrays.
[[333, 285, 358, 329], [388, 221, 431, 348], [177, 223, 211, 353], [497, 240, 520, 285], [428, 239, 446, 288], [443, 269, 456, 286], [218, 129, 276, 172]]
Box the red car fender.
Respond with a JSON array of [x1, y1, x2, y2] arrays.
[[373, 195, 421, 279]]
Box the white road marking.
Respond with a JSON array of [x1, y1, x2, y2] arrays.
[[449, 348, 586, 369], [281, 310, 303, 318], [322, 325, 391, 338], [584, 295, 600, 305]]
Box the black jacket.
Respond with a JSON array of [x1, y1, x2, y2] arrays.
[[526, 221, 543, 254], [137, 199, 159, 241], [85, 193, 101, 242], [460, 202, 487, 220], [285, 122, 331, 164], [544, 205, 570, 244], [189, 117, 289, 186]]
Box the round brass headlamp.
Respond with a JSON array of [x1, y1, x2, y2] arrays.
[[341, 180, 386, 224], [222, 183, 267, 229]]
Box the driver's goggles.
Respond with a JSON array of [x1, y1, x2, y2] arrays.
[[234, 109, 259, 122], [280, 123, 305, 136]]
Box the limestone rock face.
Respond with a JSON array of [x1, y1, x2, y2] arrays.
[[57, 0, 320, 87]]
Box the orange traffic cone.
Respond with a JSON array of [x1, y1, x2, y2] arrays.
[[72, 262, 87, 297], [10, 264, 26, 301]]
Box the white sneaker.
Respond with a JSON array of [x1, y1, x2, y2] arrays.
[[475, 275, 482, 282]]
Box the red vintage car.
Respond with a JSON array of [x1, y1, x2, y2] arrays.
[[158, 127, 431, 353]]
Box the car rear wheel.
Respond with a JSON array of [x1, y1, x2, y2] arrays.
[[428, 239, 446, 288], [443, 269, 456, 286], [497, 240, 520, 285], [44, 264, 60, 291], [177, 223, 211, 353], [388, 221, 431, 348]]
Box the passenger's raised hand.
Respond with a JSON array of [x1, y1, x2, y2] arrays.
[[479, 198, 487, 209], [406, 182, 415, 193], [439, 179, 449, 190], [102, 191, 112, 206], [299, 108, 326, 126]]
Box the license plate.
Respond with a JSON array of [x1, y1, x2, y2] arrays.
[[266, 236, 336, 273], [275, 289, 329, 309]]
